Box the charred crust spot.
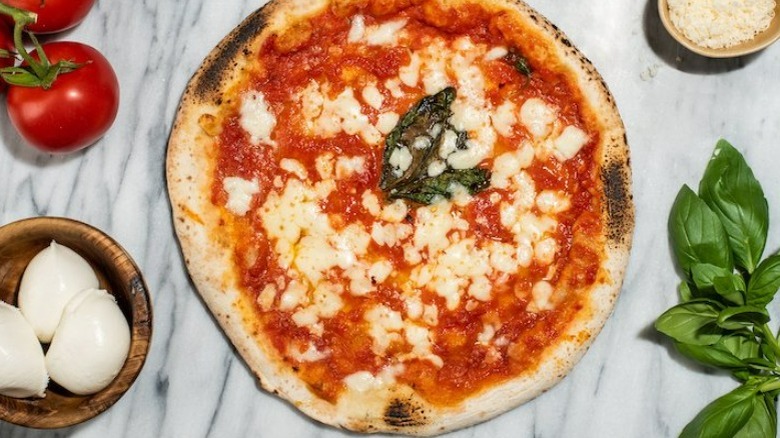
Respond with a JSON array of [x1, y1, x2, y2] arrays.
[[192, 6, 270, 99], [601, 150, 633, 243], [384, 399, 426, 427]]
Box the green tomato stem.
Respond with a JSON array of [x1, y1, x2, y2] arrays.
[[0, 4, 37, 68], [0, 3, 78, 89]]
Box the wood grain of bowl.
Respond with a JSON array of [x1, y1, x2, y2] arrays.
[[0, 217, 152, 429], [658, 0, 780, 58]]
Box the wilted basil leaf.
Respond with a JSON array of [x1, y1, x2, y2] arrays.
[[388, 168, 490, 205], [680, 384, 758, 438], [669, 185, 733, 275], [655, 300, 723, 345], [381, 87, 455, 192], [747, 255, 780, 308], [380, 87, 490, 205], [503, 47, 532, 76], [699, 140, 768, 273]]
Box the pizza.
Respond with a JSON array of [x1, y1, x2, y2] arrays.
[[166, 0, 633, 435]]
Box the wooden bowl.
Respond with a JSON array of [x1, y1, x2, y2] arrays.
[[0, 217, 152, 429], [658, 0, 780, 58]]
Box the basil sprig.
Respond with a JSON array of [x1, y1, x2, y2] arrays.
[[656, 140, 780, 438]]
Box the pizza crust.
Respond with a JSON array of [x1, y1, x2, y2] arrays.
[[166, 0, 633, 435]]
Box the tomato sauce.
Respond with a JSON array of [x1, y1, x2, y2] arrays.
[[214, 1, 604, 406]]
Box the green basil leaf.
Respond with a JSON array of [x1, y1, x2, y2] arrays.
[[734, 393, 777, 438], [692, 264, 734, 289], [760, 340, 778, 364], [655, 300, 723, 345], [747, 254, 780, 308], [669, 185, 733, 275], [699, 140, 768, 273], [743, 357, 778, 372], [674, 342, 747, 369], [690, 263, 745, 305], [718, 332, 761, 361], [716, 306, 770, 330], [680, 384, 758, 438], [712, 274, 747, 306], [680, 281, 694, 302]]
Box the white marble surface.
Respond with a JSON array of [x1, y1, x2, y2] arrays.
[[2, 0, 780, 436]]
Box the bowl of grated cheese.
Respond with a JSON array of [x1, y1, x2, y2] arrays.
[[659, 0, 780, 58]]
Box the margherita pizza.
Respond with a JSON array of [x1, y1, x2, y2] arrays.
[[166, 0, 633, 435]]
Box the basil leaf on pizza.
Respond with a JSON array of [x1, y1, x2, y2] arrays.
[[167, 0, 632, 434], [503, 47, 532, 77], [381, 87, 491, 204]]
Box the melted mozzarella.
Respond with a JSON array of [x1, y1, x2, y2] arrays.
[[335, 156, 366, 179], [399, 53, 422, 87], [491, 101, 517, 137], [290, 343, 328, 362], [520, 98, 556, 139], [376, 112, 400, 134], [298, 81, 381, 144], [366, 19, 408, 46], [484, 46, 508, 61], [240, 91, 277, 146], [365, 305, 404, 354], [529, 280, 555, 312], [362, 83, 384, 110], [347, 15, 366, 42], [389, 146, 413, 176], [553, 126, 589, 160], [280, 158, 307, 180], [536, 190, 571, 214], [361, 190, 382, 216], [223, 177, 260, 216]]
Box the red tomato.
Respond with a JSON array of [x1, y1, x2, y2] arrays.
[[0, 20, 13, 92], [2, 0, 96, 34], [6, 42, 119, 153]]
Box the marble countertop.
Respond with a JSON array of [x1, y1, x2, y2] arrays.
[[3, 0, 780, 437]]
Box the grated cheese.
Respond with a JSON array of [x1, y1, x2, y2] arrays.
[[668, 0, 776, 49]]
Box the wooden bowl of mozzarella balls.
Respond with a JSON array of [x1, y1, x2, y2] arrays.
[[0, 217, 152, 428]]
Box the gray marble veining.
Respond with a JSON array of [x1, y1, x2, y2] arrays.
[[3, 0, 780, 436]]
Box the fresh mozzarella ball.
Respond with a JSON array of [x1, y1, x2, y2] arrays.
[[45, 289, 130, 395], [18, 241, 100, 343], [0, 301, 48, 398]]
